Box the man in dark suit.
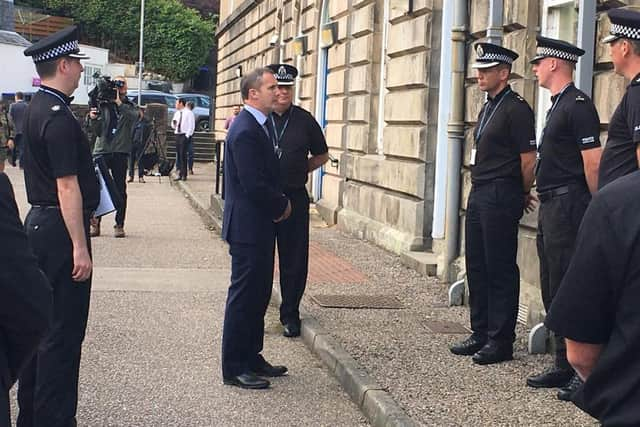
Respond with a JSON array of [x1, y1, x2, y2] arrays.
[[221, 67, 292, 390], [0, 173, 52, 425]]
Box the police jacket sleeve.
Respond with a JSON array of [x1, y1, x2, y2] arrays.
[[230, 130, 288, 219], [0, 173, 52, 334], [625, 85, 640, 144], [569, 98, 601, 150], [304, 110, 328, 155]]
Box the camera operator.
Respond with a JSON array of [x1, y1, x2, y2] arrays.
[[89, 76, 138, 238]]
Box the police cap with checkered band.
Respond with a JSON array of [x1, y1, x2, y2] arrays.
[[472, 42, 519, 69], [530, 35, 584, 64], [266, 63, 298, 86], [603, 8, 640, 44], [23, 25, 90, 64]]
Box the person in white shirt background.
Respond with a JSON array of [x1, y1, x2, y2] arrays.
[[171, 98, 195, 180]]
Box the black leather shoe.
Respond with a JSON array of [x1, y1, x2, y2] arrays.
[[450, 335, 487, 356], [223, 372, 270, 389], [526, 366, 574, 388], [472, 341, 513, 365], [557, 374, 583, 401], [250, 361, 288, 377], [283, 323, 301, 338]]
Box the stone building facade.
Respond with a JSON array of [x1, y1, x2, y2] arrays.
[[214, 0, 637, 329]]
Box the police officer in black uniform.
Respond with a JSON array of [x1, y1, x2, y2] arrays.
[[18, 26, 99, 427], [449, 43, 537, 365], [266, 64, 329, 338], [0, 173, 52, 426], [545, 169, 640, 426], [526, 36, 602, 400], [598, 8, 640, 189]]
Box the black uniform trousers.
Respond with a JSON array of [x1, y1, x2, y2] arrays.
[[221, 237, 275, 378], [276, 187, 310, 326], [175, 134, 188, 180], [536, 183, 590, 368], [128, 144, 145, 178], [18, 207, 92, 427], [0, 184, 52, 427], [465, 179, 523, 344], [95, 153, 128, 227]]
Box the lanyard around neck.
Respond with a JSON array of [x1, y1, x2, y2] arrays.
[[270, 112, 290, 146], [537, 83, 573, 149], [474, 89, 511, 143]]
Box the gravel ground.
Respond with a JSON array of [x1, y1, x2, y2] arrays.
[[303, 223, 597, 427]]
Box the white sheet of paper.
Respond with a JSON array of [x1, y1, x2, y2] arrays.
[[94, 166, 116, 217]]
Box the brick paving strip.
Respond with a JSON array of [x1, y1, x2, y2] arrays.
[[174, 167, 419, 427]]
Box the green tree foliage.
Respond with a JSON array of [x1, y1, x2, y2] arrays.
[[16, 0, 216, 80]]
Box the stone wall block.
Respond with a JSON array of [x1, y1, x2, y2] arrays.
[[350, 33, 374, 65], [347, 95, 371, 122], [462, 128, 475, 168], [384, 89, 428, 124], [390, 0, 433, 21], [302, 8, 318, 32], [596, 12, 612, 65], [351, 3, 375, 38], [299, 76, 316, 100], [504, 29, 536, 79], [383, 125, 427, 160], [329, 0, 349, 19], [328, 42, 348, 68], [345, 124, 371, 152], [469, 0, 489, 37], [342, 181, 425, 234], [348, 64, 372, 94], [326, 96, 346, 121], [327, 69, 346, 95], [337, 15, 350, 42], [504, 0, 538, 30], [465, 83, 485, 124], [344, 154, 425, 198], [387, 14, 431, 56], [593, 70, 627, 125], [325, 123, 345, 149], [386, 51, 429, 88]]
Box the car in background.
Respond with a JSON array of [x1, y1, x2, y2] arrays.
[[127, 90, 177, 123], [174, 93, 211, 131]]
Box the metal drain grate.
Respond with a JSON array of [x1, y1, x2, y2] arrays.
[[424, 320, 470, 334], [311, 294, 403, 309]]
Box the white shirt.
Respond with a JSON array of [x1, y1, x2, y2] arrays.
[[171, 108, 195, 137]]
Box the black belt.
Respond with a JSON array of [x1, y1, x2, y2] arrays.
[[537, 186, 569, 203], [32, 205, 94, 216]]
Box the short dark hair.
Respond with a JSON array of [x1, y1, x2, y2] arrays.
[[35, 58, 61, 79], [240, 67, 273, 100], [186, 101, 195, 109], [627, 38, 640, 56], [177, 98, 186, 106], [15, 91, 23, 100]]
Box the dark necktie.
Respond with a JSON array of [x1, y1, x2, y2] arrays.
[[177, 111, 182, 133]]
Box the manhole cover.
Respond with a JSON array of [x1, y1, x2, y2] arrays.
[[311, 294, 403, 309], [424, 320, 470, 334]]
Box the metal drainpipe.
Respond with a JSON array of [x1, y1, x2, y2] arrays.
[[443, 0, 468, 282], [431, 0, 454, 240], [576, 0, 596, 96], [486, 0, 504, 45]]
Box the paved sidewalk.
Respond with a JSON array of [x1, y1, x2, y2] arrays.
[[4, 166, 367, 426], [178, 163, 597, 427]]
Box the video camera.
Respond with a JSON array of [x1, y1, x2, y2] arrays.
[[88, 72, 125, 108]]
